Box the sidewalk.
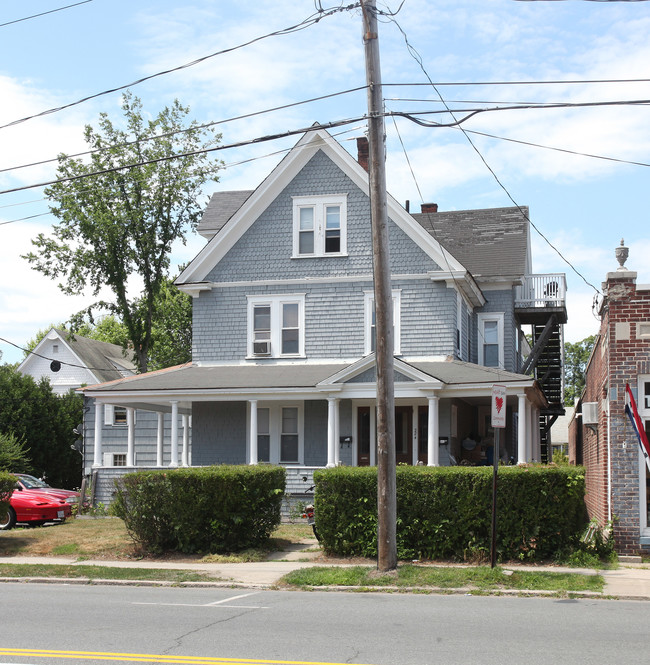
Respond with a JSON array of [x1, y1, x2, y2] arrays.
[[1, 542, 649, 599]]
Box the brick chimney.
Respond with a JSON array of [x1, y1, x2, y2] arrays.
[[421, 203, 438, 214], [356, 137, 369, 172]]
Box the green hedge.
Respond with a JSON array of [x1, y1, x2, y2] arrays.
[[112, 465, 285, 554], [314, 465, 586, 561], [0, 471, 15, 518]]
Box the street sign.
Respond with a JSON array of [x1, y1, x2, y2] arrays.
[[491, 384, 506, 429]]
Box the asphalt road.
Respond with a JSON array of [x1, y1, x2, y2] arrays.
[[0, 583, 646, 665]]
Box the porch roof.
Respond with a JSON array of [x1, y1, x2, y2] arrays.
[[81, 357, 540, 399]]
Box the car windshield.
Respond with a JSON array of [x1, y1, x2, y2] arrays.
[[17, 474, 51, 489]]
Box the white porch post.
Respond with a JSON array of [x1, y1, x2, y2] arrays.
[[334, 398, 340, 466], [156, 412, 164, 467], [427, 395, 439, 466], [517, 393, 527, 464], [169, 401, 179, 468], [126, 407, 135, 467], [532, 406, 540, 462], [249, 400, 258, 465], [526, 400, 534, 462], [92, 402, 103, 468], [327, 397, 337, 467], [181, 414, 190, 467]]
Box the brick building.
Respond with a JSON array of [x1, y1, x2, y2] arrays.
[[569, 241, 650, 554]]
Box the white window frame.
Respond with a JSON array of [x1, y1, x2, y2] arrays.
[[247, 294, 306, 358], [364, 290, 401, 355], [104, 405, 134, 427], [478, 312, 505, 369], [292, 194, 348, 258], [253, 403, 304, 465]]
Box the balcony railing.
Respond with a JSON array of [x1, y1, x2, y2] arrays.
[[515, 274, 566, 309]]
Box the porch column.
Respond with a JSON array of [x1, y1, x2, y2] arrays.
[[126, 407, 135, 466], [249, 400, 258, 465], [517, 393, 527, 464], [526, 400, 534, 462], [334, 398, 340, 466], [92, 402, 103, 468], [181, 414, 190, 467], [156, 412, 164, 467], [427, 395, 439, 466], [169, 401, 179, 468], [327, 397, 337, 467], [532, 406, 540, 462]]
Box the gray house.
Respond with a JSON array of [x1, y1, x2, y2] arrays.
[[81, 127, 566, 504]]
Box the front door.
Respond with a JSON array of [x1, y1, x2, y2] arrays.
[[395, 406, 413, 465], [417, 406, 428, 464], [357, 406, 371, 466]]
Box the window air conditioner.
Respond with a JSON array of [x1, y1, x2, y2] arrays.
[[582, 402, 598, 427], [253, 340, 271, 356]]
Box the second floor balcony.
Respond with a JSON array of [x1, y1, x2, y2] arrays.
[[515, 273, 568, 325]]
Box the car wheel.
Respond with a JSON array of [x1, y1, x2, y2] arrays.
[[0, 507, 16, 530]]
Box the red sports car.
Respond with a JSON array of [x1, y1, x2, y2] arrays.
[[14, 474, 80, 506], [1, 486, 73, 531]]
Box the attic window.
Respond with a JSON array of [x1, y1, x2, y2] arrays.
[[52, 344, 59, 354], [292, 195, 347, 258]]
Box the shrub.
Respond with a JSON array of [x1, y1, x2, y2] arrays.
[[314, 465, 586, 561], [0, 470, 16, 518], [112, 465, 285, 554]]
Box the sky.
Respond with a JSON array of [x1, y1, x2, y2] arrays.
[[1, 0, 650, 364]]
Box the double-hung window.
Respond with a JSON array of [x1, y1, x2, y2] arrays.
[[364, 290, 401, 355], [254, 404, 303, 464], [478, 312, 504, 368], [293, 195, 347, 257], [248, 294, 305, 358]]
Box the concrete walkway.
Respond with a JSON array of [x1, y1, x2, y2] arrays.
[[1, 543, 649, 599]]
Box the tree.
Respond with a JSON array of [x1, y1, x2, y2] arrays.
[[24, 92, 221, 373], [0, 432, 32, 474], [564, 335, 596, 406], [0, 365, 82, 488]]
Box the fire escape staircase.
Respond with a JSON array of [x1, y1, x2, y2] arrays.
[[516, 275, 567, 463]]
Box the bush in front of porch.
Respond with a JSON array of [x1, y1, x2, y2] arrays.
[[313, 465, 586, 562], [112, 465, 286, 554]]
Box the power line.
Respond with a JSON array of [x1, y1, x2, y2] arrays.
[[0, 3, 359, 132], [385, 11, 602, 295], [0, 117, 369, 196], [0, 0, 93, 28], [0, 85, 368, 176]]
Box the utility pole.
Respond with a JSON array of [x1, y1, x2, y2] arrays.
[[361, 0, 397, 573]]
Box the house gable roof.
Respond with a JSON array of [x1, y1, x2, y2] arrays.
[[411, 206, 531, 281], [176, 127, 473, 288]]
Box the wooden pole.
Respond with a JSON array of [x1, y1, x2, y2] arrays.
[[361, 0, 396, 573]]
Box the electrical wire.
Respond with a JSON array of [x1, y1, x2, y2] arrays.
[[0, 85, 368, 176], [0, 0, 92, 28], [0, 3, 360, 132], [384, 10, 602, 295]]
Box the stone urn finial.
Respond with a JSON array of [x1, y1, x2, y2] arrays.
[[615, 238, 629, 270]]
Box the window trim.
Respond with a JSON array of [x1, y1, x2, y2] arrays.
[[477, 312, 505, 369], [253, 403, 304, 465], [292, 194, 348, 258], [247, 294, 306, 359], [364, 290, 401, 355]]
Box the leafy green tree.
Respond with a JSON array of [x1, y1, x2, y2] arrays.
[[24, 91, 220, 373], [0, 365, 82, 488], [564, 335, 596, 406], [0, 432, 32, 473]]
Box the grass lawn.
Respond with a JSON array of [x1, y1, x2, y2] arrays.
[[280, 564, 604, 593], [0, 516, 315, 561]]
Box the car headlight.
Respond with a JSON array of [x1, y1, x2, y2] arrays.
[[65, 497, 78, 504]]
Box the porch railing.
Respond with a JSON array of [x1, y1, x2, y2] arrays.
[[515, 273, 566, 309]]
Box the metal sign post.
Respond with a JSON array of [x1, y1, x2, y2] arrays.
[[490, 385, 506, 568]]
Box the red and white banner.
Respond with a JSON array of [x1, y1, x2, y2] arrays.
[[624, 383, 650, 472]]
